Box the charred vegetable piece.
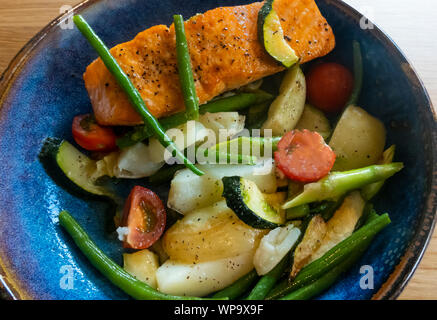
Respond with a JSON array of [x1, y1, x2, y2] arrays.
[[306, 191, 365, 263], [290, 215, 327, 279]]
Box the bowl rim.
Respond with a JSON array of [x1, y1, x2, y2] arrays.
[[0, 0, 436, 300]]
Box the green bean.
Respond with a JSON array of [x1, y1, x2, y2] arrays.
[[365, 208, 380, 224], [212, 270, 258, 299], [59, 210, 226, 300], [266, 213, 391, 299], [174, 15, 199, 120], [73, 15, 203, 176], [280, 239, 369, 300], [202, 90, 273, 113], [246, 256, 288, 300], [345, 40, 363, 107], [116, 91, 274, 148], [282, 163, 404, 209]]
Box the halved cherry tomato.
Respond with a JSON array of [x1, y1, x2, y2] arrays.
[[306, 62, 354, 113], [274, 130, 336, 183], [121, 186, 166, 249], [72, 114, 117, 152]]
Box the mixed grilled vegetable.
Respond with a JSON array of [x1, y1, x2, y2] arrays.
[[39, 0, 403, 300]]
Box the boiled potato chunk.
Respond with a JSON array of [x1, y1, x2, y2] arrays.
[[168, 162, 277, 214], [163, 201, 267, 263], [329, 106, 386, 171], [295, 104, 332, 140], [261, 65, 306, 136], [123, 249, 159, 288], [156, 252, 254, 297]]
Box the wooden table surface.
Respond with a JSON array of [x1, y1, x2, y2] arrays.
[[0, 0, 435, 300]]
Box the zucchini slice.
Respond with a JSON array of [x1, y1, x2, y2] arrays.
[[39, 138, 116, 199], [222, 176, 284, 229], [258, 0, 299, 68]]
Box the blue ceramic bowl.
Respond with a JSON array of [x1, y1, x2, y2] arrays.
[[0, 0, 436, 300]]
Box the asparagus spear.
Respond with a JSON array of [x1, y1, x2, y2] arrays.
[[282, 163, 403, 209], [361, 145, 396, 201]]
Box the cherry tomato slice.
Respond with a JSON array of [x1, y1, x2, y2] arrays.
[[72, 114, 117, 152], [306, 62, 354, 113], [121, 186, 166, 249], [274, 130, 336, 183]]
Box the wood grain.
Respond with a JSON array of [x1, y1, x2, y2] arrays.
[[0, 0, 435, 300]]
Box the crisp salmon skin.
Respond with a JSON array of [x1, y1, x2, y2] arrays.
[[84, 0, 335, 126]]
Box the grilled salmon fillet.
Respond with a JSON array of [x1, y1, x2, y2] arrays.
[[84, 0, 335, 126]]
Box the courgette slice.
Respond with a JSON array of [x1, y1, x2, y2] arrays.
[[258, 0, 299, 68], [222, 176, 284, 229], [39, 138, 116, 199]]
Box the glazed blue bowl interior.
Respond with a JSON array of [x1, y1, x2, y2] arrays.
[[0, 0, 435, 300]]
